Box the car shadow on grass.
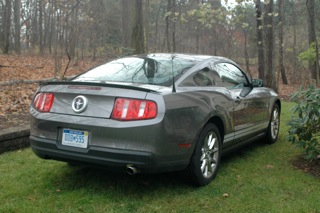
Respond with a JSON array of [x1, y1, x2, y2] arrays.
[[47, 163, 195, 196], [221, 140, 268, 163], [43, 140, 270, 195]]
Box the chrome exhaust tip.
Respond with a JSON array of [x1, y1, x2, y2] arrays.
[[126, 164, 139, 175]]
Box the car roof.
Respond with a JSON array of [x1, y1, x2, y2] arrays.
[[133, 53, 234, 64]]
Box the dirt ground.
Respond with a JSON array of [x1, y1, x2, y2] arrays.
[[291, 156, 320, 179], [0, 54, 319, 178]]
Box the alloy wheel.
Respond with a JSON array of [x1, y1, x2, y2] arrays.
[[200, 131, 219, 179], [270, 107, 280, 140]]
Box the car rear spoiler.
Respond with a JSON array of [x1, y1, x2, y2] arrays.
[[40, 81, 160, 93]]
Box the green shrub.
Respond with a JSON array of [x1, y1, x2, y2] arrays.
[[287, 85, 320, 160], [298, 42, 320, 63]]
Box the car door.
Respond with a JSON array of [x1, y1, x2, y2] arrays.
[[214, 62, 269, 144]]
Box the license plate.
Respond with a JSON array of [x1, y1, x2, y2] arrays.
[[62, 129, 89, 149]]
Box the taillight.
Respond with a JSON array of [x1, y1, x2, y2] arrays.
[[111, 98, 157, 121], [33, 93, 54, 112]]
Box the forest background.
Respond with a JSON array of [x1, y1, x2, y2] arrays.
[[0, 0, 320, 129]]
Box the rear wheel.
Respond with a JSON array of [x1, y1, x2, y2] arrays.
[[265, 104, 280, 144], [187, 123, 221, 186]]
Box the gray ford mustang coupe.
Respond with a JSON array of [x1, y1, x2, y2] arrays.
[[30, 53, 280, 186]]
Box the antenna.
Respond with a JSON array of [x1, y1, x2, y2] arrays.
[[171, 54, 176, 93]]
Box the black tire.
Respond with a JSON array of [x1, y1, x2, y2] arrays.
[[187, 123, 222, 186], [265, 104, 280, 144]]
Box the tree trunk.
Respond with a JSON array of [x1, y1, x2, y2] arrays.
[[131, 0, 145, 54], [14, 0, 21, 54], [145, 0, 150, 52], [243, 28, 251, 78], [265, 0, 275, 90], [32, 0, 39, 50], [3, 0, 12, 54], [165, 0, 171, 52], [54, 2, 61, 78], [121, 0, 132, 49], [68, 2, 80, 60], [172, 0, 176, 52], [255, 0, 264, 81], [154, 2, 163, 52], [278, 0, 288, 84], [48, 0, 53, 54], [306, 0, 319, 83], [291, 3, 298, 84], [196, 21, 200, 54], [39, 0, 44, 54]]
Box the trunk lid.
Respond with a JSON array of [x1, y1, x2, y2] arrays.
[[37, 82, 162, 119]]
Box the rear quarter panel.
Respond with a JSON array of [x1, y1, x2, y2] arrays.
[[161, 87, 233, 153]]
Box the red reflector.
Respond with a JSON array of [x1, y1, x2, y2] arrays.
[[33, 93, 54, 112], [111, 98, 157, 121], [179, 143, 191, 148]]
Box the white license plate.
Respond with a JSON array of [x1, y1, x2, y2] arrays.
[[62, 129, 89, 149]]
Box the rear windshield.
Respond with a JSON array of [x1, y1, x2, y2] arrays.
[[73, 55, 199, 86]]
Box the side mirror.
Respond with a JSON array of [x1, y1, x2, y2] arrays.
[[251, 79, 264, 87]]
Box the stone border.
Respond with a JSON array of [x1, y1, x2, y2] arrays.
[[0, 125, 30, 154]]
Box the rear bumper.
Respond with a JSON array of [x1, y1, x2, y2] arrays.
[[30, 136, 188, 173]]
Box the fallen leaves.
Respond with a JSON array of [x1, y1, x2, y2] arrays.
[[1, 84, 35, 112], [0, 55, 103, 82], [222, 193, 229, 198]]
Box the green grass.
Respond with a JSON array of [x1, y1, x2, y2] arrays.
[[1, 102, 320, 213]]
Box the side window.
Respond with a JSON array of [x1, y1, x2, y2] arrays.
[[193, 68, 215, 86], [179, 67, 216, 87], [215, 63, 247, 89]]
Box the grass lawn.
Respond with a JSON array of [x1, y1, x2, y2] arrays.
[[1, 102, 319, 213]]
